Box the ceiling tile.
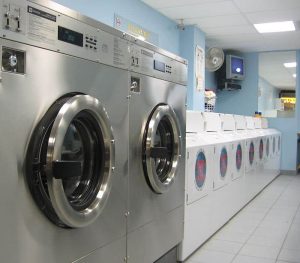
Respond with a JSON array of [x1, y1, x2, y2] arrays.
[[204, 25, 257, 36], [185, 14, 249, 28], [158, 1, 240, 19], [233, 0, 300, 13], [142, 0, 223, 9], [246, 8, 300, 24]]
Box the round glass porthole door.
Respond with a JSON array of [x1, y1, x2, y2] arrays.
[[236, 143, 242, 171], [26, 94, 115, 228], [142, 104, 181, 194], [259, 139, 264, 160]]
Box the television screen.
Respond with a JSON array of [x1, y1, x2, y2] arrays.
[[226, 55, 245, 80]]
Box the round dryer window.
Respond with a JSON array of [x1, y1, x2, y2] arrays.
[[259, 139, 264, 160], [26, 94, 115, 228], [266, 138, 270, 157], [249, 141, 255, 165], [220, 147, 228, 178], [236, 143, 242, 171], [195, 151, 206, 189], [142, 104, 181, 194], [273, 137, 276, 154]]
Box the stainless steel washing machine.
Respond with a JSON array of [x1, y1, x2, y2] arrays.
[[127, 43, 187, 262], [0, 0, 130, 261]]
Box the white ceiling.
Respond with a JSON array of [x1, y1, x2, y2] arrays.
[[259, 51, 296, 90], [142, 0, 300, 52]]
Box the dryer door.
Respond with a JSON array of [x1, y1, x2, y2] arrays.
[[142, 104, 181, 194], [26, 94, 115, 228]]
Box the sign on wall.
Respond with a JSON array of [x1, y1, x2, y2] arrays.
[[195, 45, 205, 91], [114, 14, 159, 45]]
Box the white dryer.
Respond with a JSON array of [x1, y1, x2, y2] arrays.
[[178, 111, 214, 261], [203, 112, 231, 191], [220, 114, 245, 181]]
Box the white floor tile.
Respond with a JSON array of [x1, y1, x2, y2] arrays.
[[202, 239, 243, 254], [189, 249, 235, 263], [278, 248, 300, 263], [213, 230, 251, 243], [247, 233, 285, 248], [239, 244, 281, 259], [232, 255, 275, 263], [283, 233, 300, 250]]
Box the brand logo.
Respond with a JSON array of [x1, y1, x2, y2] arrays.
[[220, 147, 228, 178], [195, 151, 206, 189], [236, 144, 242, 170]]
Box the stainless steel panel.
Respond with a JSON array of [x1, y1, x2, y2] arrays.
[[128, 73, 186, 262], [127, 207, 184, 263], [73, 237, 126, 263], [0, 39, 128, 262]]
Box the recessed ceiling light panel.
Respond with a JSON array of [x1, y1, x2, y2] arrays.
[[293, 73, 297, 78], [284, 62, 297, 68], [254, 21, 295, 33]]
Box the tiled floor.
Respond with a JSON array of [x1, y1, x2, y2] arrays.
[[185, 174, 300, 263]]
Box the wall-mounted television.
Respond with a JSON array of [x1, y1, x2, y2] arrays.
[[226, 55, 245, 80]]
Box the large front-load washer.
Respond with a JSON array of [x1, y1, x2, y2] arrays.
[[126, 43, 187, 262], [0, 0, 130, 261]]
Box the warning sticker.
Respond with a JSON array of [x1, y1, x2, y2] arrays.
[[27, 6, 56, 45]]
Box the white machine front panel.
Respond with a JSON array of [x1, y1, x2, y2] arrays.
[[186, 145, 214, 205], [213, 144, 231, 190], [221, 114, 235, 131], [234, 115, 246, 130], [186, 111, 204, 133], [231, 141, 245, 180], [245, 116, 255, 130], [203, 112, 222, 132]]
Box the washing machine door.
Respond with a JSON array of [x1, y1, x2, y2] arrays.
[[142, 104, 181, 194], [26, 94, 115, 228]]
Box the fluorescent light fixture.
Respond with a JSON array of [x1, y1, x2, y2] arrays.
[[284, 62, 297, 68], [293, 73, 296, 78], [254, 21, 295, 33]]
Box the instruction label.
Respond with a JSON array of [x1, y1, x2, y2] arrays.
[[27, 6, 56, 45]]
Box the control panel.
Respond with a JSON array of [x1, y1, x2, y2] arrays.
[[0, 0, 130, 70], [129, 44, 187, 84], [0, 0, 187, 84]]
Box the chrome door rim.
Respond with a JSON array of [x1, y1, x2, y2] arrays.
[[46, 95, 115, 228], [144, 104, 181, 194]]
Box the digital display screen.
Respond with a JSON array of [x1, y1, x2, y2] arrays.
[[58, 26, 83, 47], [231, 56, 244, 75], [154, 60, 165, 72]]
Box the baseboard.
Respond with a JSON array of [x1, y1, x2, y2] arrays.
[[280, 170, 298, 175]]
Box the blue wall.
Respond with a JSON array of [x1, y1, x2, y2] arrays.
[[215, 53, 259, 115], [205, 69, 217, 91], [179, 26, 205, 111], [54, 0, 180, 54]]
